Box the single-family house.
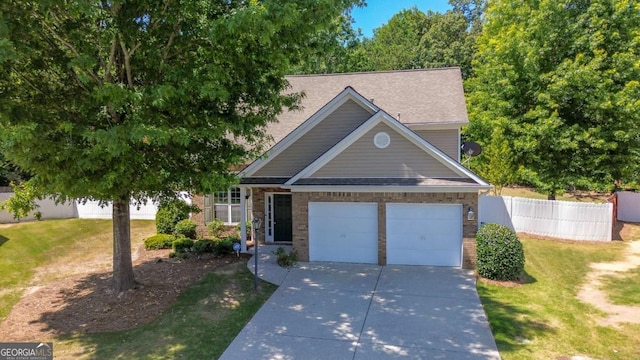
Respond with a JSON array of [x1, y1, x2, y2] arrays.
[[193, 68, 491, 268]]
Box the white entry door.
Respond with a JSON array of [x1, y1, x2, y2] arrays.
[[308, 202, 378, 264], [386, 203, 462, 266]]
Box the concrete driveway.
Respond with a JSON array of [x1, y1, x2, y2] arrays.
[[221, 248, 500, 359]]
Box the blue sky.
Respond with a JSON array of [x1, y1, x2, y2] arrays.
[[351, 0, 452, 38]]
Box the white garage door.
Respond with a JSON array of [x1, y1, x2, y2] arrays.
[[309, 202, 378, 264], [386, 203, 462, 267]]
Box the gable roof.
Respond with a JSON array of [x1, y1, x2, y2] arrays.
[[240, 86, 377, 177], [284, 111, 489, 192], [268, 68, 468, 145]]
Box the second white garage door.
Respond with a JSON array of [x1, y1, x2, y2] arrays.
[[386, 203, 462, 267], [308, 202, 378, 264]]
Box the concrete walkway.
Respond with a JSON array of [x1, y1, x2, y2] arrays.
[[221, 245, 500, 359]]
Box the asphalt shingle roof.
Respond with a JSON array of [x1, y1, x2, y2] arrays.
[[265, 68, 468, 145]]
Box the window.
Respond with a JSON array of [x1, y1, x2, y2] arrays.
[[206, 188, 241, 224]]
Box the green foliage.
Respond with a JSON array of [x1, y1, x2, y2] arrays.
[[207, 219, 226, 237], [174, 219, 197, 239], [235, 221, 251, 234], [193, 238, 216, 254], [156, 200, 193, 235], [473, 127, 516, 195], [172, 237, 194, 254], [0, 181, 42, 220], [274, 247, 297, 268], [476, 223, 525, 281], [361, 7, 429, 70], [213, 237, 237, 256], [144, 234, 177, 250], [0, 0, 362, 290], [467, 0, 640, 194], [0, 153, 30, 187]]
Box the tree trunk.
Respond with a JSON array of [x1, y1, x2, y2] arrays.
[[112, 198, 137, 292]]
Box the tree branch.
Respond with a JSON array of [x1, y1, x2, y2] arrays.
[[37, 14, 102, 86], [118, 38, 134, 88]]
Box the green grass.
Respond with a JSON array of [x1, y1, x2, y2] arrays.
[[0, 219, 156, 321], [58, 262, 276, 360], [478, 238, 640, 359], [600, 267, 640, 306]]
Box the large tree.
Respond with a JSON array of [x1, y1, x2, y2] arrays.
[[289, 1, 366, 74], [0, 0, 359, 292], [351, 4, 483, 78], [466, 0, 640, 196]]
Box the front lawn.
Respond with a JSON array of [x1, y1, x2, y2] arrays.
[[0, 219, 156, 321], [600, 267, 640, 306], [478, 238, 640, 359], [0, 219, 276, 359], [58, 262, 276, 359]]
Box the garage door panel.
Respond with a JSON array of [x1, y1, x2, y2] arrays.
[[386, 203, 462, 267], [309, 202, 378, 264]]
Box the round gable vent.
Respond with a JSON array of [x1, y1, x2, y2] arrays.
[[373, 132, 391, 149]]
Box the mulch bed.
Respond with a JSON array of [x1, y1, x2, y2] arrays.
[[0, 247, 250, 341]]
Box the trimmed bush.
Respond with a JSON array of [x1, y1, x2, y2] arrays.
[[156, 200, 195, 234], [476, 223, 525, 281], [213, 237, 236, 256], [144, 234, 176, 250], [274, 247, 297, 268], [193, 238, 216, 254], [172, 237, 195, 254], [174, 219, 197, 239], [206, 219, 226, 237]]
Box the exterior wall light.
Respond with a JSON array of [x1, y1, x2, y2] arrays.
[[467, 207, 475, 221]]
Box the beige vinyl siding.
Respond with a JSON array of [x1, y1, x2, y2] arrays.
[[254, 99, 373, 177], [413, 129, 459, 160], [311, 123, 459, 178]]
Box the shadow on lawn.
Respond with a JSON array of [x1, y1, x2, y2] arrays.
[[27, 253, 269, 359], [0, 235, 8, 248], [30, 253, 250, 335], [478, 271, 554, 354]]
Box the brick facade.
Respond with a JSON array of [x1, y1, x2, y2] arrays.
[[195, 189, 479, 269], [291, 191, 478, 269]]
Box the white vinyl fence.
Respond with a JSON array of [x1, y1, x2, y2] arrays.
[[0, 193, 77, 223], [0, 193, 164, 223], [617, 191, 640, 223], [479, 195, 613, 241], [76, 200, 159, 220]]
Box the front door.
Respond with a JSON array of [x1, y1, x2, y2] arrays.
[[273, 194, 292, 242]]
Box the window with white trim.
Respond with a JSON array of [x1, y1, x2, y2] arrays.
[[206, 188, 241, 224]]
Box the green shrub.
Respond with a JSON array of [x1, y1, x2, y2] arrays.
[[476, 223, 525, 281], [213, 237, 236, 256], [235, 221, 251, 234], [193, 238, 216, 254], [274, 247, 297, 268], [144, 234, 176, 250], [206, 219, 226, 237], [156, 200, 196, 234], [174, 219, 197, 239], [172, 237, 195, 254]]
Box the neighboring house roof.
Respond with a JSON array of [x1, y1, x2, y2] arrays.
[[268, 68, 468, 145]]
